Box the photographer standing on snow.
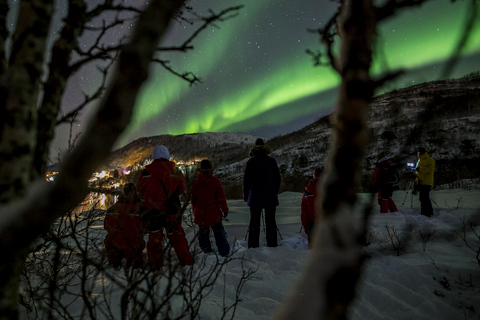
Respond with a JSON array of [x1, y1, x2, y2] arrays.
[[414, 147, 435, 217], [243, 138, 281, 248]]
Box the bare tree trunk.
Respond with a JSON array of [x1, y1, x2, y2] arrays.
[[0, 0, 8, 75], [0, 1, 53, 203], [0, 1, 185, 319], [32, 0, 88, 179], [274, 1, 375, 319]]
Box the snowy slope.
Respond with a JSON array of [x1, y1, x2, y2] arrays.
[[20, 190, 480, 319]]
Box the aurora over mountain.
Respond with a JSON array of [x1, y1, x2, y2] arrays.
[[65, 0, 480, 149]]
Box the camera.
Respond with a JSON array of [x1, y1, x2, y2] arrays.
[[406, 162, 415, 168]]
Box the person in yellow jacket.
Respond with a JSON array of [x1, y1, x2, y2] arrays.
[[414, 147, 435, 217]]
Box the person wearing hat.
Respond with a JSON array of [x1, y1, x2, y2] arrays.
[[301, 167, 323, 246], [137, 145, 193, 269], [414, 147, 435, 217], [243, 138, 281, 248], [191, 159, 230, 256], [374, 153, 399, 213]]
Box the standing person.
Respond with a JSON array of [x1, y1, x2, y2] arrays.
[[373, 153, 399, 213], [191, 160, 230, 257], [243, 138, 281, 248], [104, 183, 145, 269], [414, 147, 435, 217], [301, 167, 322, 245], [137, 145, 193, 270]]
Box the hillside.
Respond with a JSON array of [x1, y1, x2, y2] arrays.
[[103, 132, 262, 171], [104, 74, 480, 196]]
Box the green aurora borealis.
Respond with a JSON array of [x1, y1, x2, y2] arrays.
[[118, 0, 480, 146]]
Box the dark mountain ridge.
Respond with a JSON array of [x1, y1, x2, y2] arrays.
[[104, 74, 480, 196]]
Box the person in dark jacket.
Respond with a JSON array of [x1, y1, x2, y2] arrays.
[[137, 145, 193, 270], [243, 138, 281, 248], [104, 183, 145, 269], [301, 167, 322, 245], [191, 160, 230, 256], [373, 153, 399, 213]]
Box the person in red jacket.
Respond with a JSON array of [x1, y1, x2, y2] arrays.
[[301, 167, 322, 245], [137, 145, 193, 270], [104, 183, 145, 269], [373, 153, 399, 213], [191, 160, 230, 256]]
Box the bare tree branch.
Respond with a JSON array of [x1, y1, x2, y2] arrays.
[[176, 5, 244, 52], [307, 11, 341, 73], [57, 60, 114, 125], [376, 0, 429, 22]]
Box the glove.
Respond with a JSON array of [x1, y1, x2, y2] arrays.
[[223, 211, 229, 218]]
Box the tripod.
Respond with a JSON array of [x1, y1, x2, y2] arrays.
[[402, 179, 416, 208]]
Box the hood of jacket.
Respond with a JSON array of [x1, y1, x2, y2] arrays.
[[196, 172, 213, 184], [249, 145, 271, 158], [145, 159, 176, 179]]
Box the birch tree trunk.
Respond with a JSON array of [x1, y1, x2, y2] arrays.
[[274, 1, 376, 319], [0, 1, 53, 203], [32, 0, 88, 179], [0, 1, 185, 319]]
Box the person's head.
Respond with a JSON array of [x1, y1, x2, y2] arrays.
[[416, 147, 428, 156], [255, 138, 265, 146], [153, 145, 170, 160], [199, 159, 213, 173], [249, 138, 270, 157], [122, 183, 139, 203], [313, 167, 323, 178]]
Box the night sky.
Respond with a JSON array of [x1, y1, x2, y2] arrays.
[[49, 0, 480, 152]]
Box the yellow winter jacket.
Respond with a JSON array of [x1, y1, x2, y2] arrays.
[[415, 153, 435, 186]]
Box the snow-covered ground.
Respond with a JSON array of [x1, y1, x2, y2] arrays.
[[20, 189, 480, 319], [201, 189, 480, 319]]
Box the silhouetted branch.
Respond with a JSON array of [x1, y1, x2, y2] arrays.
[[57, 60, 114, 125], [307, 11, 341, 73], [376, 0, 429, 22]]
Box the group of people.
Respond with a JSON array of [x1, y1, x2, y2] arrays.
[[104, 139, 436, 269], [104, 139, 282, 270], [104, 145, 194, 270], [373, 146, 435, 217]]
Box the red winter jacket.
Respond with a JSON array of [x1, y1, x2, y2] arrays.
[[191, 172, 228, 226], [373, 160, 392, 190], [137, 160, 186, 211], [301, 178, 318, 229], [104, 198, 145, 251]]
